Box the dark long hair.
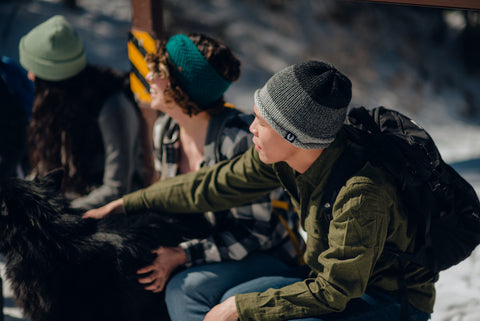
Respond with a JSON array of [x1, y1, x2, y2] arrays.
[[28, 65, 131, 195]]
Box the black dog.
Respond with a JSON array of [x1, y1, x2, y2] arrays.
[[0, 170, 207, 321]]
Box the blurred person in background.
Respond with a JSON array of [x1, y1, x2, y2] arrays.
[[19, 15, 144, 210]]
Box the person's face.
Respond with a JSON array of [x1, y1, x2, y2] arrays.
[[146, 72, 170, 112], [249, 105, 299, 164]]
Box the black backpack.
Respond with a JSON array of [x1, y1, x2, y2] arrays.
[[322, 106, 480, 273]]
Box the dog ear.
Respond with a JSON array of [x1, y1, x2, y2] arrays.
[[41, 168, 65, 191]]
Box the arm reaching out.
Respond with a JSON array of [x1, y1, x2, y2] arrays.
[[82, 198, 125, 219]]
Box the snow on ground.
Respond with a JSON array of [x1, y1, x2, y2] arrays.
[[1, 0, 479, 320]]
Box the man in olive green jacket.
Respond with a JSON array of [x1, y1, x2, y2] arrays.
[[85, 61, 436, 321]]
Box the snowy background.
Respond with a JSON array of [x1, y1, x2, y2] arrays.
[[1, 0, 479, 320]]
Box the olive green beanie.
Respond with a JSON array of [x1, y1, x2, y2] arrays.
[[19, 15, 86, 81]]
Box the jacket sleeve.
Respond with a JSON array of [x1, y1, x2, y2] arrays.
[[235, 177, 393, 320], [71, 92, 140, 210], [123, 146, 281, 215]]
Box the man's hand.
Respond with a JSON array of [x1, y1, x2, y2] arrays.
[[83, 198, 125, 219], [203, 296, 239, 321], [137, 246, 187, 293]]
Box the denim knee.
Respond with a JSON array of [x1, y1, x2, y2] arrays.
[[165, 268, 219, 321]]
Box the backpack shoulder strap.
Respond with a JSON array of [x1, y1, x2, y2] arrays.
[[203, 106, 240, 164], [321, 131, 367, 221], [321, 106, 417, 222], [153, 114, 176, 178]]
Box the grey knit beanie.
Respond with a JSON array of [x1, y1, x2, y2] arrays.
[[19, 15, 86, 81], [254, 61, 352, 149]]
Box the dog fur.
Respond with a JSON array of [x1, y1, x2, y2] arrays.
[[0, 170, 196, 321]]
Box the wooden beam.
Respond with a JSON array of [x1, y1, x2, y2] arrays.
[[354, 0, 480, 10], [129, 0, 165, 185]]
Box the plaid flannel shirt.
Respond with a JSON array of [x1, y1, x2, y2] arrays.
[[152, 109, 305, 267]]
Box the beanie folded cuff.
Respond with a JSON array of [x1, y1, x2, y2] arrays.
[[255, 89, 336, 149]]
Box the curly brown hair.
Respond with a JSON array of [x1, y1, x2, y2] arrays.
[[146, 33, 241, 117], [28, 65, 133, 195]]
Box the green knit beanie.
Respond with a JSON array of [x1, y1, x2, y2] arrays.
[[19, 15, 86, 81]]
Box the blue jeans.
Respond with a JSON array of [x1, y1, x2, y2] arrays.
[[164, 254, 291, 321], [221, 276, 431, 321]]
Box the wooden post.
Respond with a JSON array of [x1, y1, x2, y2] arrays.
[[129, 0, 164, 185], [131, 0, 164, 39]]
